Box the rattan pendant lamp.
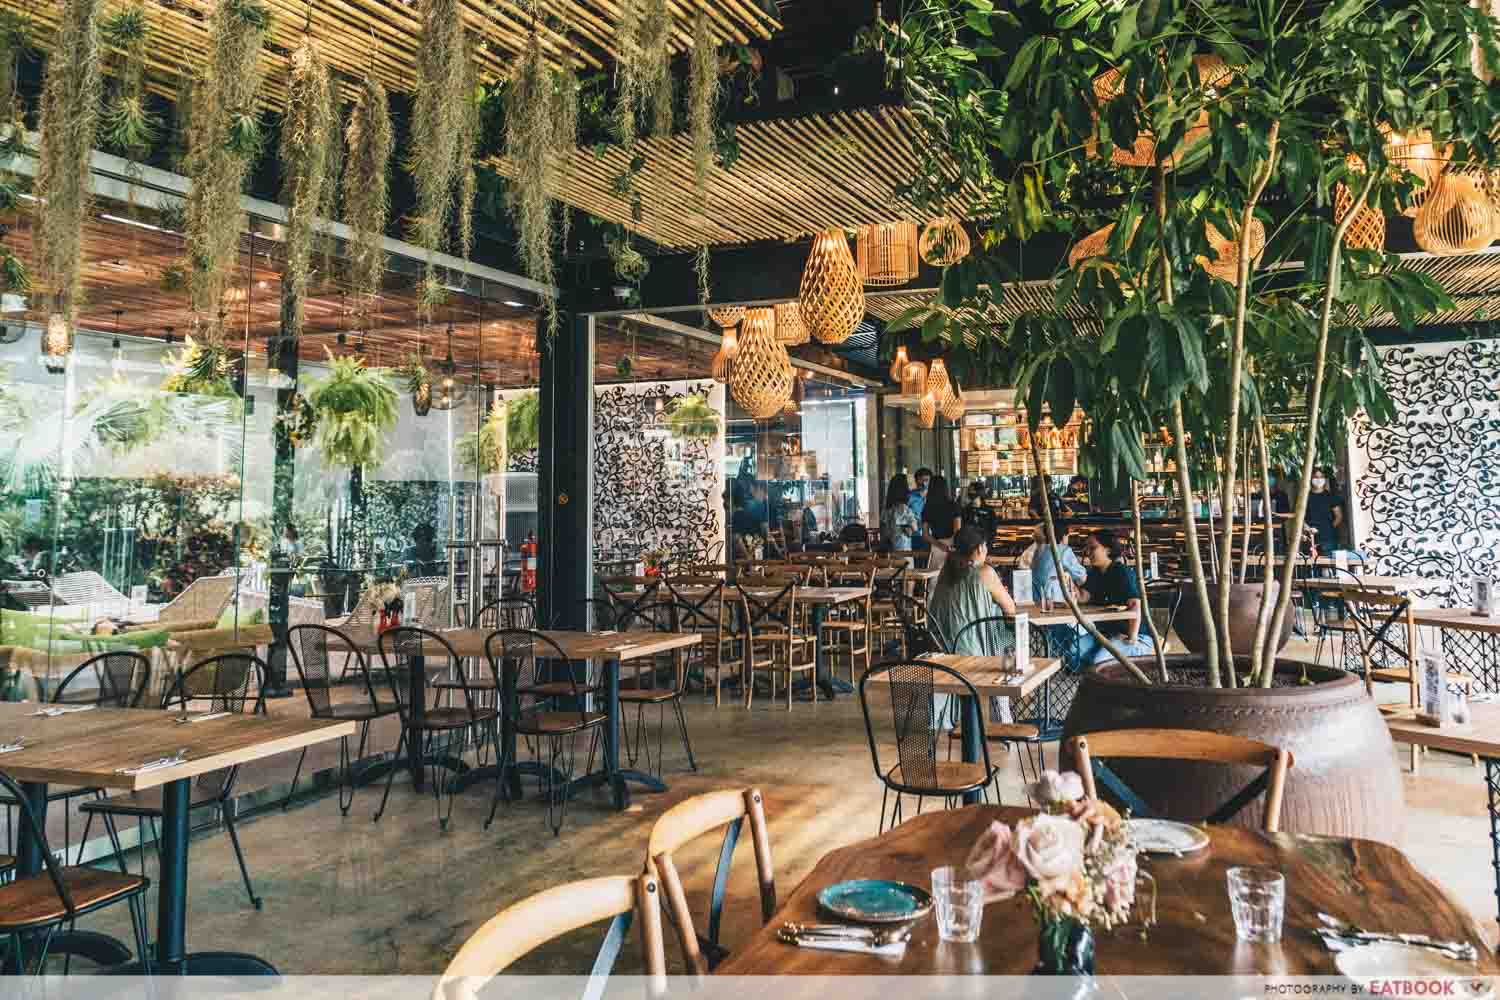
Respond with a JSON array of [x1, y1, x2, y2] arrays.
[[1068, 218, 1141, 270], [775, 300, 808, 345], [709, 306, 742, 383], [729, 306, 794, 419], [917, 385, 938, 428], [1413, 170, 1497, 255], [919, 217, 971, 267], [856, 221, 920, 287], [1334, 154, 1387, 251], [900, 359, 928, 396], [889, 343, 910, 382], [1086, 54, 1229, 169], [941, 379, 965, 423], [1384, 128, 1449, 217], [1198, 219, 1267, 284], [924, 357, 952, 416], [800, 229, 865, 343]]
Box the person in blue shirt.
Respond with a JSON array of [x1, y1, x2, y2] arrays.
[[1031, 521, 1087, 605]]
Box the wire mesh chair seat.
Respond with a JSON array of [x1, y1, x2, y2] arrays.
[[476, 596, 536, 631], [858, 659, 1000, 832], [81, 653, 269, 911], [614, 603, 699, 778]]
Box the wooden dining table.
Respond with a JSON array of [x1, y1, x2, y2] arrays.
[[1408, 609, 1500, 693], [716, 805, 1496, 975], [0, 701, 353, 975], [355, 627, 700, 809]]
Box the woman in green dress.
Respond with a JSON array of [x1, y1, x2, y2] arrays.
[[927, 524, 1020, 720]]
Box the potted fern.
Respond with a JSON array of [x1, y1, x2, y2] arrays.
[[665, 392, 719, 441], [305, 351, 399, 565]]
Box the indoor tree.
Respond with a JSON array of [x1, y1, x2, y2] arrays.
[[889, 0, 1500, 686]]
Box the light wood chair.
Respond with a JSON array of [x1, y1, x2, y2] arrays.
[[1069, 728, 1293, 833], [645, 787, 775, 977], [819, 565, 873, 684], [742, 579, 816, 710], [664, 576, 744, 706], [434, 874, 665, 1000]]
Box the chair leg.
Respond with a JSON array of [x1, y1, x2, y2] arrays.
[[223, 811, 263, 910], [485, 719, 509, 831], [101, 813, 130, 875], [672, 699, 697, 772], [374, 729, 405, 824], [127, 893, 151, 970], [338, 732, 355, 816], [281, 747, 308, 812]]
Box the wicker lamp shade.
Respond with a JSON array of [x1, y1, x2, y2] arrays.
[[708, 305, 746, 328], [856, 221, 921, 287], [41, 313, 73, 373], [775, 300, 808, 345], [711, 326, 738, 383], [919, 216, 971, 267], [800, 229, 865, 343], [917, 389, 937, 429], [1384, 128, 1449, 217], [730, 307, 794, 419], [924, 357, 952, 405], [411, 379, 432, 416], [940, 380, 965, 422], [1198, 219, 1267, 284], [900, 360, 928, 396], [1086, 55, 1227, 169], [889, 344, 910, 382], [1413, 171, 1497, 256], [1335, 156, 1386, 251], [1068, 218, 1141, 270]]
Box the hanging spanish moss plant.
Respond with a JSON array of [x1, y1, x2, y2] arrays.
[[278, 38, 331, 339], [455, 55, 481, 267], [0, 13, 24, 118], [343, 75, 392, 312], [689, 9, 719, 206], [552, 59, 579, 256], [643, 0, 673, 137], [184, 0, 270, 347], [409, 0, 470, 300], [613, 0, 646, 147], [695, 244, 710, 311], [167, 68, 195, 171], [318, 79, 345, 275], [506, 29, 558, 332], [0, 14, 27, 293], [35, 0, 105, 359], [99, 3, 158, 168]]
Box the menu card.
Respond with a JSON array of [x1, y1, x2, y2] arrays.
[[1012, 569, 1033, 605], [1417, 651, 1448, 727], [1473, 576, 1494, 618], [1013, 613, 1030, 674]]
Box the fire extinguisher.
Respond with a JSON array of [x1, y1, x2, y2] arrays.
[[520, 531, 538, 593]]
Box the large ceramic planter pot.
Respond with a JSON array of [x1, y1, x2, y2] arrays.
[[1061, 658, 1402, 844], [1173, 581, 1294, 659]]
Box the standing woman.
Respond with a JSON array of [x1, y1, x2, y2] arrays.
[[1304, 466, 1346, 556], [921, 474, 962, 571], [880, 474, 919, 557]]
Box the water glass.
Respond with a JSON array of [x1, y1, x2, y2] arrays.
[[931, 866, 984, 943], [1226, 867, 1285, 943]]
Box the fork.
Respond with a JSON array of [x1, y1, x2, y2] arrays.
[[1315, 913, 1478, 962]]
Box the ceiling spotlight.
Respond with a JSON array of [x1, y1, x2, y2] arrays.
[[503, 300, 525, 308]]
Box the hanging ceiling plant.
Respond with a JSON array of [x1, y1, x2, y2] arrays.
[[318, 78, 345, 275], [99, 1, 158, 211], [278, 38, 331, 339], [507, 390, 539, 454], [505, 29, 561, 333], [643, 0, 673, 137], [409, 0, 470, 302], [456, 401, 505, 474], [343, 74, 393, 314], [183, 0, 270, 348], [688, 9, 719, 206], [455, 55, 481, 268], [553, 59, 579, 257], [160, 334, 237, 397], [666, 392, 719, 441], [34, 0, 104, 366], [0, 15, 27, 295], [393, 350, 431, 415], [613, 0, 646, 148], [304, 350, 399, 470]]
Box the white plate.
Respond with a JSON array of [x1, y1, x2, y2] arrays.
[[1336, 942, 1492, 999], [1126, 818, 1210, 855]]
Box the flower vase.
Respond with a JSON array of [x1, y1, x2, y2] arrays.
[[1034, 916, 1095, 976]]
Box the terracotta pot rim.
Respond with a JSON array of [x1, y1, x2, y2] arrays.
[[1089, 657, 1361, 698]]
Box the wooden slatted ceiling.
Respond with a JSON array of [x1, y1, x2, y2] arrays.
[[487, 106, 985, 249], [1, 0, 780, 104]]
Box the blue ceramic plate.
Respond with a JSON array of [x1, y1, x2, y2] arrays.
[[816, 880, 933, 924]]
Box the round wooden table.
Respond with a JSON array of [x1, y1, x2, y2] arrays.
[[717, 806, 1496, 975]]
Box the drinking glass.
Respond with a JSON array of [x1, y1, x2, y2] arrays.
[[931, 866, 984, 943], [1226, 867, 1285, 943]]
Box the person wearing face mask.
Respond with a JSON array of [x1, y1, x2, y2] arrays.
[[1072, 530, 1154, 665], [1303, 466, 1345, 555]]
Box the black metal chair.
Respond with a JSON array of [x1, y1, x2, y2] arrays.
[[615, 602, 698, 778], [477, 595, 536, 631], [484, 629, 607, 835], [951, 616, 1044, 792], [283, 624, 403, 815], [81, 652, 269, 911], [858, 659, 1000, 833], [888, 592, 941, 658], [376, 626, 499, 831], [1143, 583, 1182, 659], [2, 651, 152, 862], [0, 770, 151, 976]]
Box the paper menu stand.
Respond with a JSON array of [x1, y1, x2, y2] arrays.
[[1416, 651, 1448, 727], [1333, 550, 1348, 573], [1012, 569, 1033, 605], [1149, 551, 1160, 581], [1474, 576, 1494, 618], [1012, 612, 1030, 673]]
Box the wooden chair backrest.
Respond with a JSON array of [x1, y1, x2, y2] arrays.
[[645, 788, 774, 977], [434, 874, 664, 999], [1069, 728, 1292, 833], [1339, 587, 1417, 699]]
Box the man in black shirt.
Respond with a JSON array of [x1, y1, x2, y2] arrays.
[[1072, 529, 1154, 665]]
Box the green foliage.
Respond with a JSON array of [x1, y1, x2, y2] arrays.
[[665, 392, 719, 440], [409, 0, 470, 299], [343, 76, 394, 307], [506, 390, 539, 454], [456, 403, 504, 474], [689, 9, 720, 205], [160, 335, 237, 397], [304, 350, 400, 469], [278, 39, 332, 337]]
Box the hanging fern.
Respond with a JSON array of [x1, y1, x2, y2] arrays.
[[99, 2, 158, 183], [507, 390, 539, 455], [160, 334, 236, 396], [409, 0, 470, 302], [305, 350, 399, 470], [689, 9, 719, 206], [278, 38, 331, 338], [505, 30, 557, 334], [666, 392, 719, 441], [183, 0, 270, 347], [455, 401, 505, 474], [34, 0, 104, 340], [343, 75, 392, 312]]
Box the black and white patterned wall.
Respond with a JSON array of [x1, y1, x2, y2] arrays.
[[1349, 339, 1500, 605]]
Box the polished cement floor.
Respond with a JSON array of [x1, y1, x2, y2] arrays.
[[56, 664, 1499, 976]]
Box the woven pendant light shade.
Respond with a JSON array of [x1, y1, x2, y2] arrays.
[[775, 301, 808, 345], [1413, 172, 1497, 256], [1335, 156, 1386, 251], [730, 307, 794, 419], [1086, 55, 1227, 169], [1068, 218, 1141, 270], [856, 221, 921, 287], [941, 380, 965, 422], [708, 305, 745, 328], [1384, 128, 1449, 217], [900, 360, 927, 396], [924, 357, 951, 405], [917, 389, 937, 429], [1198, 219, 1267, 284], [889, 344, 910, 383], [800, 229, 865, 343], [711, 327, 738, 383], [41, 313, 73, 373], [411, 379, 432, 416], [919, 216, 971, 267]]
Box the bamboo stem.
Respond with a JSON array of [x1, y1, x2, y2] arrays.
[[1259, 170, 1377, 687]]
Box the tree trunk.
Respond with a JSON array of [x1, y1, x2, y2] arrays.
[[1131, 477, 1169, 681], [1249, 417, 1277, 680]]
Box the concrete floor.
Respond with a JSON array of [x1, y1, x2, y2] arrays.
[[48, 669, 1500, 976]]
